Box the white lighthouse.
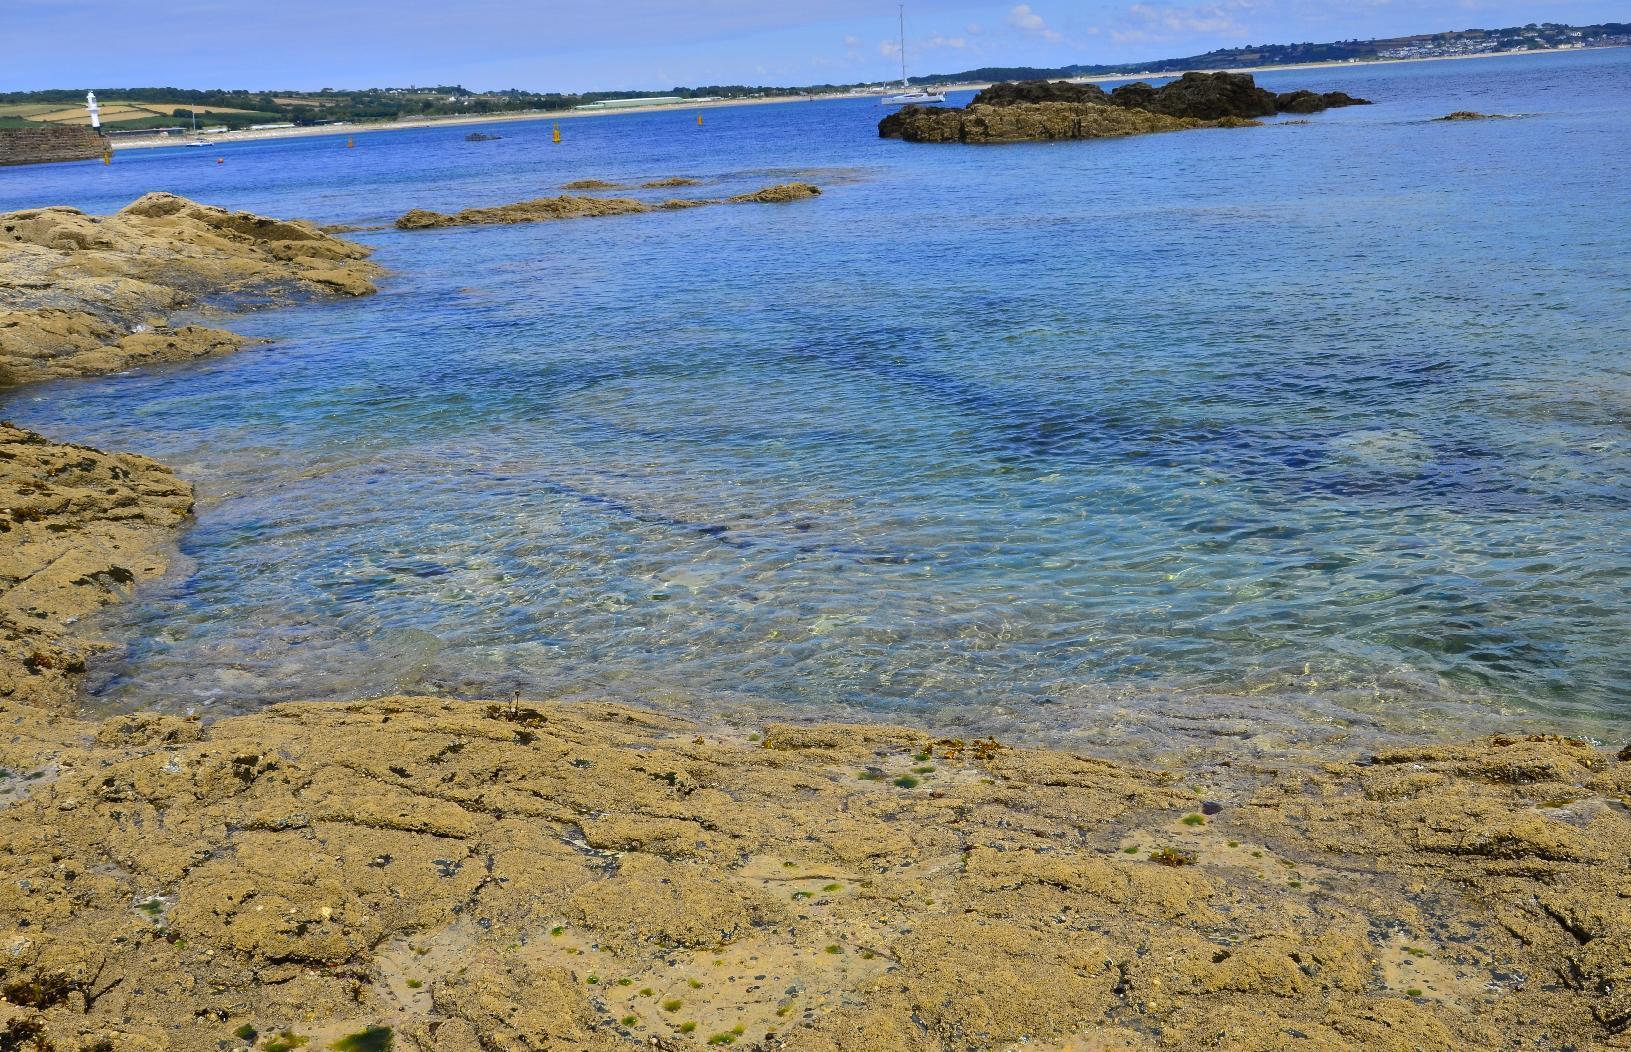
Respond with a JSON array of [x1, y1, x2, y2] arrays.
[[86, 91, 101, 133]]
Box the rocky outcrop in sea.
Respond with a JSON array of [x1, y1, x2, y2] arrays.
[[881, 72, 1371, 143], [395, 183, 820, 230], [0, 193, 379, 385]]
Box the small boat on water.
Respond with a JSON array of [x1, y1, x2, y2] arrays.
[[880, 5, 947, 106], [185, 107, 208, 147]]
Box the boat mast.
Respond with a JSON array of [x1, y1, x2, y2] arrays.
[[899, 5, 909, 89]]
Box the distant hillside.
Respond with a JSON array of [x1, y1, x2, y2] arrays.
[[1, 20, 1625, 129], [912, 21, 1630, 85]]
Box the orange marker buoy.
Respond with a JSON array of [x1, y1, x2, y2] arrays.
[[696, 113, 703, 126], [347, 136, 354, 148]]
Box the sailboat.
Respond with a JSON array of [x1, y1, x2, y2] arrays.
[[880, 5, 947, 106], [185, 107, 209, 147]]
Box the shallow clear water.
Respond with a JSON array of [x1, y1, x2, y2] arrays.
[[4, 51, 1628, 746]]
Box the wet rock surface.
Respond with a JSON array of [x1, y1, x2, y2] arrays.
[[1115, 70, 1279, 120], [0, 422, 193, 733], [0, 193, 380, 386], [884, 72, 1370, 143], [880, 102, 1254, 144], [1274, 89, 1373, 114], [970, 80, 1110, 107], [395, 183, 820, 230]]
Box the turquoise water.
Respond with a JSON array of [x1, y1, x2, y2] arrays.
[[4, 50, 1628, 747]]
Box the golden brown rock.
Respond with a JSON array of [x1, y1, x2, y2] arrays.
[[395, 184, 821, 230], [0, 690, 1626, 1051], [0, 193, 380, 386], [0, 424, 193, 727], [727, 182, 822, 204], [396, 194, 653, 229]]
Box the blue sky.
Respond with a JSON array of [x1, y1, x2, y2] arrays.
[[3, 0, 1623, 92]]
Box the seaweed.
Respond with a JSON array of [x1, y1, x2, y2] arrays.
[[263, 1034, 309, 1052], [331, 1027, 392, 1052], [1149, 847, 1197, 867]]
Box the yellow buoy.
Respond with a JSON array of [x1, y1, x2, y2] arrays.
[[347, 136, 354, 148], [102, 144, 112, 165], [552, 123, 561, 144], [696, 113, 704, 126]]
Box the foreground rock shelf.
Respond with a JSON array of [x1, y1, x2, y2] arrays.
[[880, 71, 1371, 144], [0, 691, 1627, 1050]]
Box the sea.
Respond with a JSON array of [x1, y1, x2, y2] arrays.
[[3, 49, 1627, 756]]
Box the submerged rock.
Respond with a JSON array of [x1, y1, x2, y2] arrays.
[[561, 178, 623, 190], [396, 194, 651, 229], [0, 193, 379, 385], [1437, 110, 1510, 121], [885, 72, 1369, 143], [727, 182, 821, 204], [395, 183, 821, 229], [642, 176, 702, 188], [464, 131, 501, 141]]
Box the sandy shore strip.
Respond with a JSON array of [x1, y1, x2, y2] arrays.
[[107, 45, 1624, 153]]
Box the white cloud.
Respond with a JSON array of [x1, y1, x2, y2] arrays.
[[1008, 4, 1046, 31], [1006, 4, 1063, 41], [925, 33, 969, 49], [843, 33, 860, 47], [1116, 1, 1249, 40], [879, 39, 901, 57]]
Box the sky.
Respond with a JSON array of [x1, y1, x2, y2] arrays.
[[2, 0, 1624, 93]]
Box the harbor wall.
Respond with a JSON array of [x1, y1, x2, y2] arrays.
[[0, 126, 104, 167]]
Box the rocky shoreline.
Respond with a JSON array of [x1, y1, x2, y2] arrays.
[[0, 193, 379, 386], [880, 72, 1370, 144], [1, 199, 1628, 1052]]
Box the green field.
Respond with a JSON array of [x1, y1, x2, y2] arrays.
[[0, 100, 279, 129]]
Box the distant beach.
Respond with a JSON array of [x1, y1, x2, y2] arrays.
[[108, 43, 1623, 152]]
